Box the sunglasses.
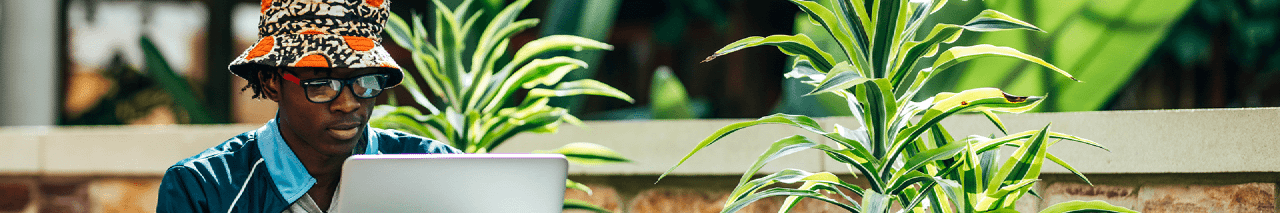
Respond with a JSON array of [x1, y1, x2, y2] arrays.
[[280, 70, 390, 103]]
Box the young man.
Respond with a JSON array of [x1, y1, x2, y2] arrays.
[[157, 0, 458, 212]]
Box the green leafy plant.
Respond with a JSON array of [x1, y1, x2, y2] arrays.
[[660, 0, 1135, 212], [368, 0, 633, 212]]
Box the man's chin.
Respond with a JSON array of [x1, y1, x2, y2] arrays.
[[315, 140, 360, 156]]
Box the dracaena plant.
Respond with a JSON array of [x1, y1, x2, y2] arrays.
[[368, 0, 633, 212], [659, 0, 1137, 212]]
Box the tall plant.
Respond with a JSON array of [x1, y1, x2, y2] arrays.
[[660, 0, 1135, 212], [369, 0, 633, 212]]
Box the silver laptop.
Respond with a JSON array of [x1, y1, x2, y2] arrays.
[[330, 154, 568, 213]]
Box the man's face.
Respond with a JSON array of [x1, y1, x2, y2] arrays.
[[270, 67, 381, 156]]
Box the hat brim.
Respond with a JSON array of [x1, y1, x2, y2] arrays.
[[228, 34, 403, 88]]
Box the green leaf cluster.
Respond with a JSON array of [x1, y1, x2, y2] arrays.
[[661, 0, 1133, 212], [368, 0, 634, 211]]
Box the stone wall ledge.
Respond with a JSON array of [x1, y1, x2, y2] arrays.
[[2, 107, 1277, 177]]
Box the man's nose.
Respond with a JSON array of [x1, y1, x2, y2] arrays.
[[330, 85, 362, 113]]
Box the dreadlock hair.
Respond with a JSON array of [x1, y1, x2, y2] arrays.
[[239, 64, 281, 99]]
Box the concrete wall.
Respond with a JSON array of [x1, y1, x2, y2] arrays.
[[0, 108, 1278, 212]]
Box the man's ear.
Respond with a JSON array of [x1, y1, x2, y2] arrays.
[[260, 69, 282, 102]]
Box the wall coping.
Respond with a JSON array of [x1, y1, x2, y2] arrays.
[[2, 107, 1277, 176]]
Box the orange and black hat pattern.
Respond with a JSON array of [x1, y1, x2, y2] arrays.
[[229, 0, 403, 87]]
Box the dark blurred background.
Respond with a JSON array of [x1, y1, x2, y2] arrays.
[[9, 0, 1275, 126]]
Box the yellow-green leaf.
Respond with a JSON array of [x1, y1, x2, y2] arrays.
[[535, 142, 631, 166]]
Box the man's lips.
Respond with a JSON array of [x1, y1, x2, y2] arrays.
[[329, 122, 361, 130], [327, 122, 363, 140]]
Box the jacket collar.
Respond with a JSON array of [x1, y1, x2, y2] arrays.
[[256, 118, 380, 203]]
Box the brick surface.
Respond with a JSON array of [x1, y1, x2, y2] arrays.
[[88, 178, 161, 213], [1138, 183, 1275, 213], [628, 188, 730, 213], [1042, 182, 1275, 213], [1042, 182, 1141, 210], [39, 181, 88, 213], [626, 187, 851, 213], [564, 183, 621, 213], [0, 181, 32, 212]]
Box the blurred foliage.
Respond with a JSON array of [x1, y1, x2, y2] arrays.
[[62, 37, 216, 125], [62, 54, 175, 125], [945, 0, 1197, 112], [539, 0, 624, 114], [649, 66, 696, 119], [541, 0, 730, 116], [140, 36, 216, 124], [583, 66, 711, 120], [1147, 0, 1280, 107], [652, 0, 731, 45]]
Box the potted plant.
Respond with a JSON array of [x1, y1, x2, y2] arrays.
[[660, 0, 1135, 212], [369, 0, 633, 212]]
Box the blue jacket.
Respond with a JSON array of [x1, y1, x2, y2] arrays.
[[157, 119, 459, 213]]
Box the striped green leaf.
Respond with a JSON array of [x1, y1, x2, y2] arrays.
[[566, 179, 593, 195], [727, 169, 813, 202], [504, 35, 613, 77], [791, 0, 867, 72], [868, 0, 903, 78], [861, 190, 891, 213], [524, 79, 633, 103], [369, 106, 436, 139], [969, 130, 1105, 154], [727, 169, 862, 211], [386, 12, 416, 52], [780, 180, 855, 213], [986, 125, 1052, 198], [888, 170, 935, 195], [1038, 200, 1138, 213], [963, 9, 1043, 32], [704, 34, 837, 72], [483, 57, 588, 112], [563, 199, 612, 213], [723, 188, 858, 213], [660, 114, 823, 181], [1047, 153, 1092, 186], [807, 62, 873, 95], [465, 18, 539, 105], [732, 136, 822, 189], [535, 142, 631, 166], [854, 79, 895, 158], [889, 8, 1046, 89], [888, 88, 1043, 175], [933, 44, 1078, 82], [982, 110, 1009, 135], [932, 177, 965, 211], [909, 88, 1043, 138], [896, 140, 968, 180], [473, 0, 534, 70], [983, 179, 1039, 209], [785, 60, 826, 83]]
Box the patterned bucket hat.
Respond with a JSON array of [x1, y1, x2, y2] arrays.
[[228, 0, 403, 86]]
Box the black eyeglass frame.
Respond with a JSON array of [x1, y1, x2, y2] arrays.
[[279, 70, 392, 104]]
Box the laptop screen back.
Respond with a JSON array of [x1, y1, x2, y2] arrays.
[[330, 154, 568, 213]]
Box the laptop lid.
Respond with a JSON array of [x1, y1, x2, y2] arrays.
[[330, 154, 568, 213]]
